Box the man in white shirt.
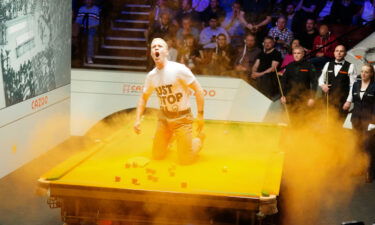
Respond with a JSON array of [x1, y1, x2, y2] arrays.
[[134, 38, 205, 165], [318, 45, 357, 123], [199, 16, 230, 49]]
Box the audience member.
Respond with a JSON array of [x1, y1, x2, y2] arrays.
[[268, 16, 294, 57], [146, 13, 176, 42], [192, 0, 210, 12], [295, 0, 317, 21], [203, 33, 235, 75], [199, 16, 230, 49], [318, 45, 357, 123], [221, 2, 247, 46], [343, 64, 375, 182], [281, 46, 318, 124], [233, 33, 261, 79], [165, 35, 178, 61], [332, 0, 357, 25], [175, 0, 201, 26], [285, 3, 299, 33], [176, 16, 200, 47], [177, 34, 202, 72], [296, 18, 318, 51], [150, 0, 176, 25], [241, 0, 272, 42], [311, 24, 337, 70], [251, 36, 282, 98], [200, 0, 226, 26], [75, 0, 101, 64], [280, 39, 303, 72]]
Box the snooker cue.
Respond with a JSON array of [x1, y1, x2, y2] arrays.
[[274, 66, 291, 124], [325, 69, 329, 124]]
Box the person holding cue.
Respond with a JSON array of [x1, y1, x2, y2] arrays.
[[134, 38, 205, 165], [280, 46, 318, 125]]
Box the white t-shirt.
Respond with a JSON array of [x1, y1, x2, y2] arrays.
[[143, 61, 196, 112]]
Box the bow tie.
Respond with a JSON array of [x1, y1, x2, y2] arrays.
[[335, 62, 343, 66]]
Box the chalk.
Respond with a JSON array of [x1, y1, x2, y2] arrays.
[[115, 176, 121, 182]]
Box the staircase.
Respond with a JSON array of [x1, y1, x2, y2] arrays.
[[84, 0, 151, 71]]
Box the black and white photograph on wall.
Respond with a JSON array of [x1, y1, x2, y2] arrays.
[[0, 0, 71, 108]]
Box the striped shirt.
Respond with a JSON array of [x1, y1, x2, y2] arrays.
[[75, 5, 100, 28]]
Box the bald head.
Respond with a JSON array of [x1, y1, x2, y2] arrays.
[[151, 38, 169, 50]]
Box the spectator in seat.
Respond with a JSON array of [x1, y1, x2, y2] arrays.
[[176, 16, 200, 48], [200, 0, 226, 26], [332, 0, 357, 25], [165, 35, 178, 61], [296, 18, 318, 51], [285, 3, 299, 34], [280, 39, 304, 73], [221, 1, 247, 47], [268, 16, 294, 57], [146, 12, 176, 43], [175, 0, 201, 27], [150, 0, 176, 26], [295, 0, 318, 29], [177, 34, 203, 73], [199, 16, 230, 49], [241, 0, 272, 44], [310, 24, 337, 71], [233, 33, 261, 80], [203, 33, 235, 75], [251, 36, 282, 99], [75, 0, 101, 64]]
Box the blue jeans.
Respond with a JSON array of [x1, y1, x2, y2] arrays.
[[83, 27, 97, 59]]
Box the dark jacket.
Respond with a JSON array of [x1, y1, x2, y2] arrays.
[[282, 60, 318, 103], [351, 80, 375, 131]]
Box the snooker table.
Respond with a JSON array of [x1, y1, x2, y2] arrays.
[[38, 117, 285, 225]]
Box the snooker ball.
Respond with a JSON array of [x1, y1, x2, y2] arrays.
[[148, 175, 153, 180], [223, 130, 229, 135], [169, 172, 175, 177], [132, 162, 138, 168], [222, 166, 228, 173], [181, 182, 187, 188], [115, 176, 121, 182], [132, 178, 139, 185], [152, 177, 158, 182], [125, 163, 131, 168]]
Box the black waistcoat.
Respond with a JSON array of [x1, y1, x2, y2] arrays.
[[325, 61, 351, 106]]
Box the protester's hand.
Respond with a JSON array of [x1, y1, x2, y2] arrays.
[[133, 120, 141, 134], [321, 84, 331, 93], [280, 96, 286, 104], [307, 98, 315, 107], [343, 101, 351, 111], [196, 113, 204, 134]]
